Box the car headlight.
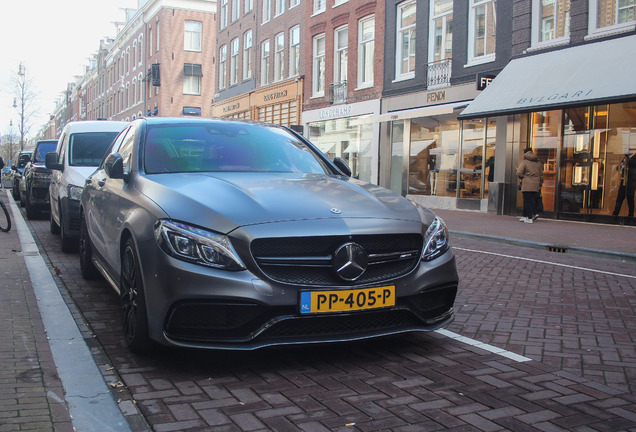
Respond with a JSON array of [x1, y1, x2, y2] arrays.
[[68, 185, 84, 201], [33, 171, 51, 179], [422, 216, 449, 261], [154, 220, 245, 271]]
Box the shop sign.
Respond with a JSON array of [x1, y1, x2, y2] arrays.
[[426, 91, 446, 103], [223, 102, 241, 113], [516, 89, 593, 105], [477, 73, 496, 90], [254, 80, 299, 105], [319, 105, 353, 119]]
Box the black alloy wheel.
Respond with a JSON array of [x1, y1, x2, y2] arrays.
[[120, 237, 152, 354]]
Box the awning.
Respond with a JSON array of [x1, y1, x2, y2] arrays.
[[459, 35, 636, 119], [352, 101, 469, 125], [184, 63, 203, 77]]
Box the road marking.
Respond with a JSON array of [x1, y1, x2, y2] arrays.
[[435, 329, 532, 362], [455, 247, 636, 279]]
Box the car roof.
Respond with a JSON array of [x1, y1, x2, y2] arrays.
[[62, 120, 128, 133], [141, 116, 282, 129]]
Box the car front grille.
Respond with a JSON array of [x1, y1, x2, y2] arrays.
[[250, 234, 423, 286]]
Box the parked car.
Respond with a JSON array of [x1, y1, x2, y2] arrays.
[[11, 151, 31, 201], [21, 140, 58, 219], [79, 117, 459, 353], [46, 120, 127, 251]]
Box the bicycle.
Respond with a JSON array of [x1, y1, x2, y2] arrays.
[[0, 196, 11, 232]]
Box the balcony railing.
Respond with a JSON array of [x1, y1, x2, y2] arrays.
[[427, 59, 452, 88], [329, 81, 347, 104]]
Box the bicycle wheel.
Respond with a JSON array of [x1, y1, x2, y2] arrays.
[[0, 199, 11, 232]]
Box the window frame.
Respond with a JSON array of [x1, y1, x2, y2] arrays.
[[219, 45, 228, 90], [289, 25, 301, 77], [530, 0, 570, 49], [334, 25, 348, 84], [467, 0, 497, 66], [588, 0, 636, 37], [313, 0, 326, 15], [262, 0, 271, 23], [220, 0, 228, 29], [312, 33, 326, 97], [357, 15, 375, 89], [243, 30, 253, 80], [184, 21, 203, 52], [395, 0, 417, 81], [230, 38, 240, 85], [261, 39, 271, 86], [274, 32, 285, 82]]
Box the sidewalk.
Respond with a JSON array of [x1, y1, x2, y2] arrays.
[[1, 188, 635, 431], [0, 190, 131, 432]]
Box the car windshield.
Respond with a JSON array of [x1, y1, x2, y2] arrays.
[[69, 132, 119, 166], [34, 142, 57, 163], [143, 123, 332, 175]]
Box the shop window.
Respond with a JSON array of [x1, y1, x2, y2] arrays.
[[407, 114, 460, 198], [459, 119, 496, 199]]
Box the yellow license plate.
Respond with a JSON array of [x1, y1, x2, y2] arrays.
[[300, 286, 396, 314]]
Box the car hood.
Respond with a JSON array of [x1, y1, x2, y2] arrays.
[[138, 172, 422, 233]]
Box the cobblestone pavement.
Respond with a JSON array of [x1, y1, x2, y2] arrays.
[[10, 205, 636, 431]]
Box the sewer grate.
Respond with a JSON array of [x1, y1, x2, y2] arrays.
[[546, 246, 568, 253]]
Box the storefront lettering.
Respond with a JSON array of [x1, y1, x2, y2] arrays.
[[517, 90, 593, 105], [263, 89, 288, 101], [223, 103, 240, 112], [319, 105, 353, 119], [427, 91, 446, 103]]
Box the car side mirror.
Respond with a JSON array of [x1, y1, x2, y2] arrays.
[[333, 157, 352, 177], [104, 153, 125, 180], [45, 152, 63, 171]]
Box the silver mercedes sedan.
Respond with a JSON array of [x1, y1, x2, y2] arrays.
[[79, 117, 458, 353]]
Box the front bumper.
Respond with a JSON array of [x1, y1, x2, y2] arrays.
[[137, 232, 459, 350]]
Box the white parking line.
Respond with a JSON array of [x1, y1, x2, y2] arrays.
[[435, 328, 532, 362], [455, 247, 636, 279]]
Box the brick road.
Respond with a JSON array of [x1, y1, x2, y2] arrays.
[[17, 212, 636, 431]]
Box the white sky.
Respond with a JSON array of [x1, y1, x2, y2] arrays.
[[0, 0, 137, 145]]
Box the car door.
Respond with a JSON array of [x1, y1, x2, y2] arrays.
[[86, 126, 134, 272], [50, 132, 68, 221]]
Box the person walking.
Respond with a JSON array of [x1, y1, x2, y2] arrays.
[[612, 153, 636, 219], [517, 148, 543, 224]]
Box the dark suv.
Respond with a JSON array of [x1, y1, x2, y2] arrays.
[[22, 139, 58, 219], [11, 151, 31, 201]]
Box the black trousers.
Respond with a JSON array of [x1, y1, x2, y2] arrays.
[[613, 185, 635, 217], [523, 191, 539, 219]]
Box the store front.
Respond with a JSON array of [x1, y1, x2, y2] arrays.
[[302, 100, 381, 184], [211, 78, 304, 128], [459, 35, 636, 224]]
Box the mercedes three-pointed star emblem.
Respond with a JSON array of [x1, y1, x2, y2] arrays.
[[333, 242, 368, 281]]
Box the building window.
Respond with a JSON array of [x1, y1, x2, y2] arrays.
[[245, 0, 253, 12], [261, 40, 271, 85], [429, 0, 453, 62], [312, 34, 326, 96], [531, 0, 570, 46], [184, 63, 202, 95], [290, 0, 299, 7], [156, 21, 160, 52], [334, 26, 348, 84], [184, 21, 202, 52], [396, 0, 417, 80], [334, 0, 348, 6], [232, 0, 240, 22], [275, 0, 285, 16], [221, 0, 228, 28], [231, 38, 240, 85], [274, 33, 285, 81], [289, 25, 300, 77], [358, 16, 374, 88], [313, 0, 326, 14], [244, 30, 253, 79], [219, 45, 228, 89], [590, 0, 635, 33], [468, 0, 496, 64], [262, 0, 271, 23]]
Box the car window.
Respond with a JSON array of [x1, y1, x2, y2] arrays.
[[34, 142, 57, 163], [69, 132, 120, 166], [143, 123, 331, 174]]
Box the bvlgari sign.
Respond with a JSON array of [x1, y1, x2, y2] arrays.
[[517, 89, 594, 105]]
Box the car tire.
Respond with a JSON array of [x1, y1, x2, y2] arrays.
[[79, 214, 100, 280], [25, 189, 39, 220], [12, 181, 20, 201], [59, 207, 77, 252], [121, 237, 152, 355], [50, 207, 61, 234]]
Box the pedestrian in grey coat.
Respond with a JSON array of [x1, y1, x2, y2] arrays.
[[517, 148, 543, 223]]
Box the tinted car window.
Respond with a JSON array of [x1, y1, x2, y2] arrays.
[[69, 132, 120, 166], [143, 123, 331, 174], [34, 142, 57, 163]]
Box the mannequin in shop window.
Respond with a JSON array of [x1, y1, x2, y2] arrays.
[[612, 153, 636, 219]]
